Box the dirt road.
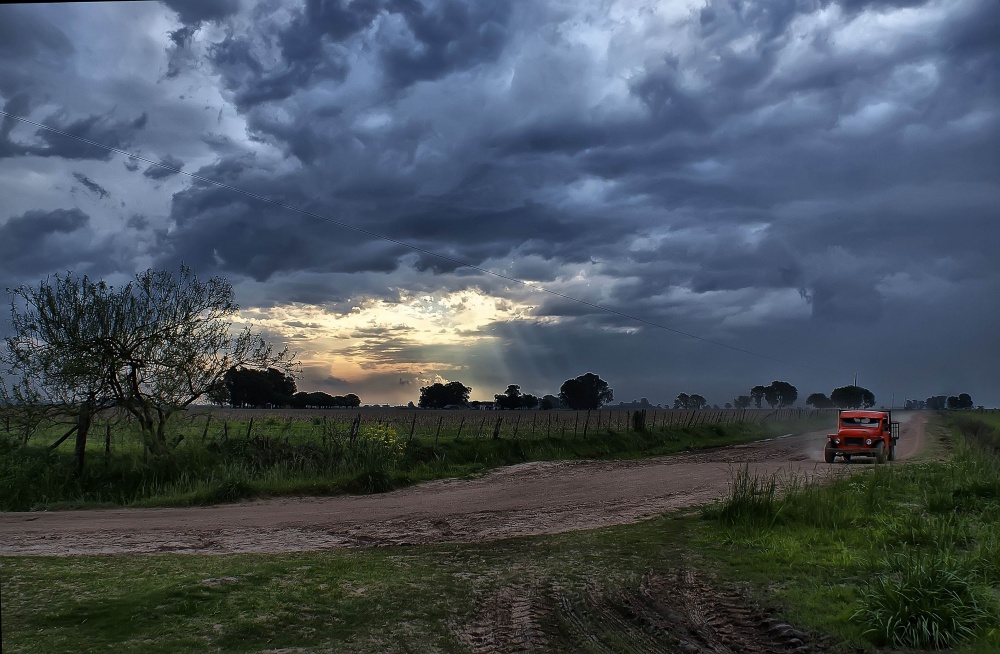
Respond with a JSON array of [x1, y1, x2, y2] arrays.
[[0, 413, 927, 556]]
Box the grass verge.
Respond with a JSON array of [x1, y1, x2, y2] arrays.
[[697, 412, 1000, 652], [0, 415, 825, 511]]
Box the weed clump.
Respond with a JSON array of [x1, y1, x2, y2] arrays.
[[853, 549, 997, 649]]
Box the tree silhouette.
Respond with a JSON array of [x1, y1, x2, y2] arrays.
[[766, 381, 798, 408], [750, 385, 767, 409], [495, 384, 523, 410], [830, 385, 876, 409], [733, 395, 752, 409], [418, 381, 471, 408], [559, 372, 613, 410], [806, 392, 834, 409]]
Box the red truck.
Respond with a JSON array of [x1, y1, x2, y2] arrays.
[[824, 410, 900, 464]]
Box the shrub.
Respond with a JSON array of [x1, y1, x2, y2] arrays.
[[854, 549, 997, 649]]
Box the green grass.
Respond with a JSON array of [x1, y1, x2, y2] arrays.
[[5, 413, 1000, 653], [0, 412, 828, 511], [697, 412, 1000, 652], [0, 515, 688, 654]]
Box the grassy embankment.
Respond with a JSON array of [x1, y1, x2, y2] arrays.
[[0, 409, 825, 511], [700, 411, 1000, 652], [0, 415, 1000, 654], [2, 413, 999, 653]]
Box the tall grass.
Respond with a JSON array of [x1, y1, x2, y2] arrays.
[[0, 411, 826, 511], [706, 412, 1000, 649]]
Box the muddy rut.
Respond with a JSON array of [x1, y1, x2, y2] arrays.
[[0, 413, 926, 556]]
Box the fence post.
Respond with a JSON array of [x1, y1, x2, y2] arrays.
[[434, 416, 443, 445], [492, 416, 503, 440]]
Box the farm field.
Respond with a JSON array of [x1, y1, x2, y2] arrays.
[[1, 411, 918, 555], [4, 412, 1000, 653], [0, 407, 831, 511]]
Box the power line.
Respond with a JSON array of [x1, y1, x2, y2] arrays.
[[1, 109, 788, 364]]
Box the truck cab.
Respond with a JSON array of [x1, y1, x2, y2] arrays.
[[824, 410, 899, 463]]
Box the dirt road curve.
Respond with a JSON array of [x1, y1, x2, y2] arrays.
[[0, 413, 927, 556]]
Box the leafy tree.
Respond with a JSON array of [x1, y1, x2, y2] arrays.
[[750, 385, 767, 409], [733, 395, 752, 409], [217, 367, 297, 408], [2, 267, 294, 466], [418, 381, 471, 408], [558, 372, 613, 410], [495, 384, 523, 410], [926, 395, 947, 411], [947, 395, 960, 410], [674, 393, 707, 410], [806, 392, 834, 409], [540, 394, 562, 410], [2, 275, 120, 471], [765, 381, 798, 408], [521, 394, 539, 409], [958, 393, 973, 409], [724, 402, 733, 409], [831, 385, 876, 409]]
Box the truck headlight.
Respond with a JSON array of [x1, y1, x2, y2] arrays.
[[865, 438, 872, 446], [833, 438, 841, 445]]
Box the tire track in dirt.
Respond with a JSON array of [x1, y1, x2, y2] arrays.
[[455, 569, 825, 654], [0, 413, 927, 556]]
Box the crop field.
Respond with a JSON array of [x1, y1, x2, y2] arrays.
[[0, 406, 832, 511]]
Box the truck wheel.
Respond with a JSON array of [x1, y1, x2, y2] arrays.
[[874, 442, 887, 464], [824, 445, 836, 464], [843, 454, 852, 462]]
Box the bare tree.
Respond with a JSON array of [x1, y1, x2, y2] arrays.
[[3, 274, 123, 471], [3, 267, 296, 467]]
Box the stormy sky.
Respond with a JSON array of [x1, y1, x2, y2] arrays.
[[1, 0, 998, 407]]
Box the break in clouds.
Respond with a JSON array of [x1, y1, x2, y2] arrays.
[[0, 0, 998, 406]]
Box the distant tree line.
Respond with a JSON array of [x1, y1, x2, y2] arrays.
[[910, 394, 974, 410], [417, 373, 614, 411], [806, 385, 876, 409]]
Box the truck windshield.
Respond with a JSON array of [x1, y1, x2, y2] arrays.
[[842, 417, 879, 428]]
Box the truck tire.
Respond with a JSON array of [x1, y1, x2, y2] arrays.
[[874, 442, 887, 464], [824, 444, 836, 464]]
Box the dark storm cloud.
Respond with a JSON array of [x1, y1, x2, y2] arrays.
[[209, 0, 513, 113], [160, 0, 240, 25], [0, 111, 147, 161], [143, 154, 185, 180], [379, 0, 512, 89], [0, 6, 72, 78], [72, 172, 111, 200], [1, 0, 998, 404], [153, 166, 412, 280], [0, 208, 88, 275]]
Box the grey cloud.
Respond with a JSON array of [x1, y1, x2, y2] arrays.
[[160, 0, 240, 25], [4, 111, 147, 161], [72, 172, 111, 199], [0, 6, 72, 66], [143, 154, 185, 180], [0, 208, 89, 275], [380, 0, 512, 89], [804, 276, 884, 323]]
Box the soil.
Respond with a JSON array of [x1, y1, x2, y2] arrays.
[[0, 412, 927, 557]]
